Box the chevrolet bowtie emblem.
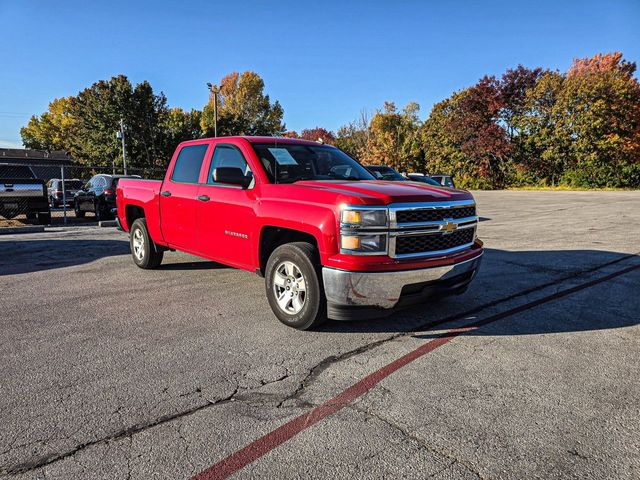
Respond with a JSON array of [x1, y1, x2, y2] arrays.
[[441, 219, 457, 234]]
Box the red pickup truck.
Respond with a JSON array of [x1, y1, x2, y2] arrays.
[[116, 137, 483, 330]]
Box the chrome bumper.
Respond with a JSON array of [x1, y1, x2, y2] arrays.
[[322, 253, 482, 310]]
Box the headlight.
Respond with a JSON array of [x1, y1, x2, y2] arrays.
[[339, 206, 389, 255], [340, 208, 388, 227], [340, 233, 387, 254]]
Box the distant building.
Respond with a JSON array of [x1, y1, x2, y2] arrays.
[[0, 148, 74, 180]]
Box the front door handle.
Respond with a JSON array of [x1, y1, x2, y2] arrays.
[[197, 195, 210, 202], [161, 191, 171, 197]]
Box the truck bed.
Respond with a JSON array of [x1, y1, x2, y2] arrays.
[[116, 178, 163, 232]]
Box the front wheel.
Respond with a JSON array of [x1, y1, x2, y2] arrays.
[[265, 242, 326, 330], [130, 218, 163, 269]]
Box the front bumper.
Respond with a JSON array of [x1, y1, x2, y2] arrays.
[[322, 252, 482, 320]]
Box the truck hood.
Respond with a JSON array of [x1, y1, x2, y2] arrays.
[[291, 180, 473, 205]]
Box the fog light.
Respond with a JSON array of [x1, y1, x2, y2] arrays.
[[340, 234, 387, 254], [341, 235, 361, 250]]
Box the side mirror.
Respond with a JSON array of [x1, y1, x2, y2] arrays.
[[213, 167, 251, 188]]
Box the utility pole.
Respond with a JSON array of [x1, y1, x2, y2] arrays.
[[117, 118, 128, 175], [207, 83, 219, 137]]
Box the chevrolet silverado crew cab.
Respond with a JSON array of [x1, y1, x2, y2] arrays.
[[116, 137, 482, 330]]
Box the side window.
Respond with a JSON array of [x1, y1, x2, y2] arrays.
[[207, 145, 252, 184], [171, 144, 209, 183], [95, 177, 107, 188]]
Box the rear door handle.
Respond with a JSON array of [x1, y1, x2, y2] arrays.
[[161, 191, 171, 197], [197, 195, 210, 202]]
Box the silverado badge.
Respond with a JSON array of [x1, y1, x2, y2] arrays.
[[441, 219, 457, 234]]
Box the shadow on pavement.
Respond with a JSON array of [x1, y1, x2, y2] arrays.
[[0, 237, 231, 276], [0, 238, 131, 276], [318, 248, 640, 336]]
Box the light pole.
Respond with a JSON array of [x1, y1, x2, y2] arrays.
[[116, 118, 128, 175], [207, 82, 219, 137]]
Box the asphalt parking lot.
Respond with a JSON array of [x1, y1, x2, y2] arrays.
[[1, 190, 639, 480]]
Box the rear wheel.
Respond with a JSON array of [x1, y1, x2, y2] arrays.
[[37, 211, 51, 225], [265, 242, 326, 330], [94, 202, 103, 222], [130, 218, 163, 269], [74, 201, 85, 218]]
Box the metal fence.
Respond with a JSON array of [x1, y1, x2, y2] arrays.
[[0, 163, 165, 227]]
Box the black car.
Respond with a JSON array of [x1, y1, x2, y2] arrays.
[[46, 178, 84, 207], [406, 173, 443, 186], [430, 174, 456, 188], [74, 174, 140, 221], [365, 165, 408, 181]]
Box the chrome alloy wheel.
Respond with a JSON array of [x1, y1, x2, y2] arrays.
[[272, 260, 307, 314], [132, 228, 145, 261]]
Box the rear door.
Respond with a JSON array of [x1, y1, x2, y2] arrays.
[[196, 143, 258, 269], [159, 143, 211, 251]]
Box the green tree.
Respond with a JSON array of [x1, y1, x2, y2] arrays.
[[20, 97, 74, 151], [421, 93, 469, 183], [201, 71, 285, 136], [335, 110, 370, 160], [67, 75, 170, 169], [361, 102, 422, 172], [512, 71, 567, 184], [422, 78, 511, 188], [161, 107, 202, 158], [558, 52, 640, 187]]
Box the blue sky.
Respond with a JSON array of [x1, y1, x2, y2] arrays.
[[1, 0, 638, 148]]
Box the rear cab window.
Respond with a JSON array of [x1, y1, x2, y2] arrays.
[[171, 144, 209, 183]]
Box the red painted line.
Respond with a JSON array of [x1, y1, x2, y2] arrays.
[[193, 262, 640, 480]]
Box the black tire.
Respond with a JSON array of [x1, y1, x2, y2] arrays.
[[130, 218, 164, 269], [26, 212, 37, 220], [37, 212, 51, 225], [74, 201, 85, 218], [265, 242, 326, 330], [94, 202, 103, 222]]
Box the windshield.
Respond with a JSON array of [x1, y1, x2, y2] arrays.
[[252, 143, 375, 183], [366, 166, 407, 181], [65, 180, 84, 189]]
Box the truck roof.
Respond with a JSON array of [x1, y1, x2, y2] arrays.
[[189, 136, 332, 147]]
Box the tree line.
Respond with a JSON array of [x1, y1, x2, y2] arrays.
[[21, 52, 640, 188]]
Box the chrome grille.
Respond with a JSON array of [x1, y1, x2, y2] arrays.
[[396, 205, 476, 224], [389, 200, 478, 258], [395, 228, 475, 255]]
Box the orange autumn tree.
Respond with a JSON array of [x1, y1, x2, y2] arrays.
[[557, 52, 640, 186]]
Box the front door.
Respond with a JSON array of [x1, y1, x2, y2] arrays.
[[196, 144, 257, 270], [159, 143, 211, 251]]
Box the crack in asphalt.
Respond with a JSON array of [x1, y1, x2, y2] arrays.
[[2, 385, 240, 476], [276, 251, 640, 409], [347, 403, 487, 479], [3, 251, 638, 476]]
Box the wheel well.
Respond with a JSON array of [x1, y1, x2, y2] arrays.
[[126, 205, 145, 228], [259, 227, 319, 276]]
